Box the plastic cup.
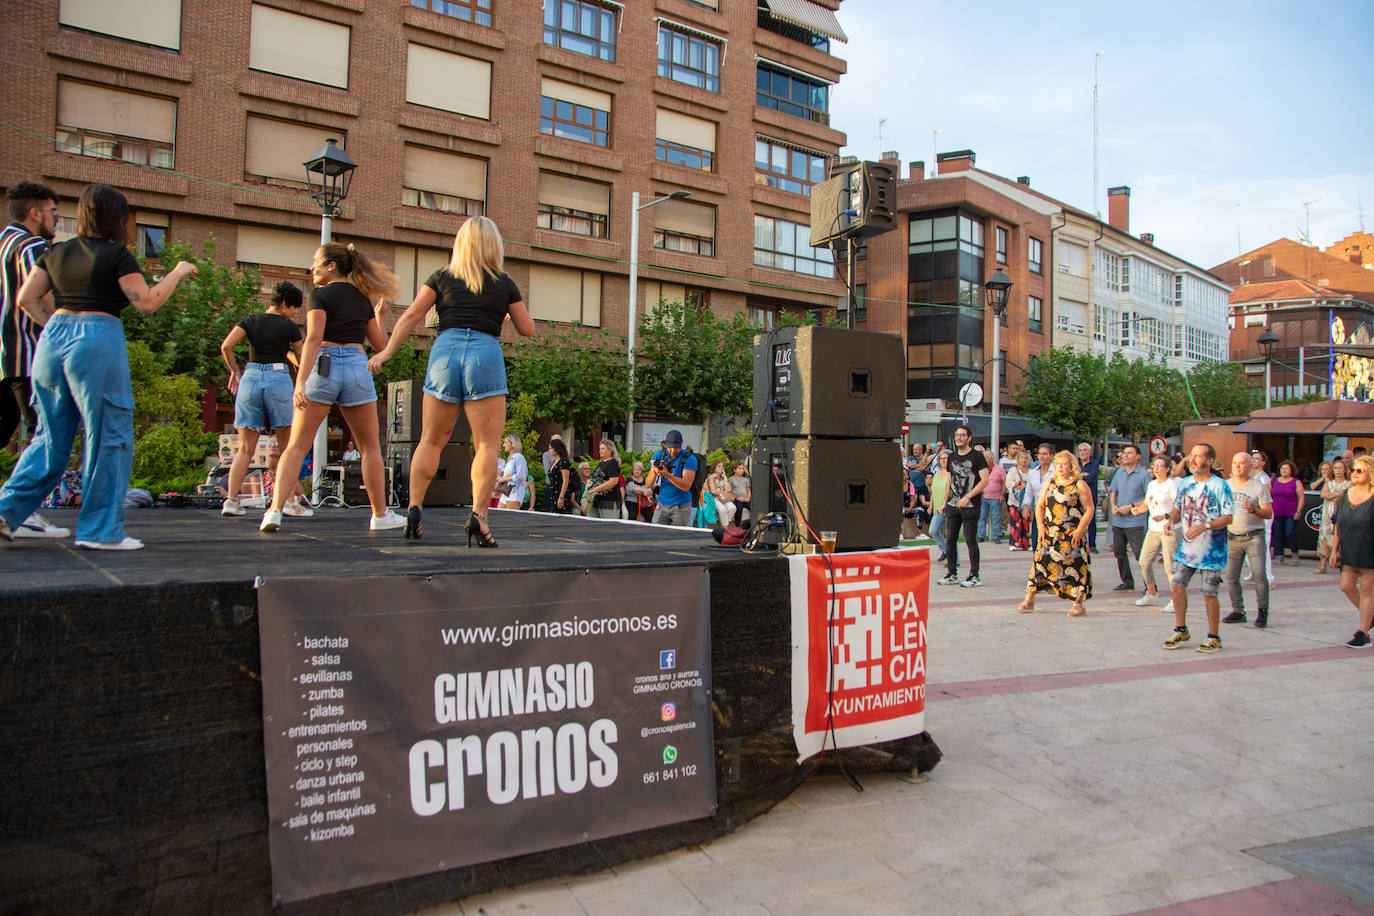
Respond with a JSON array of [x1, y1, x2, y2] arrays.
[[819, 530, 837, 554]]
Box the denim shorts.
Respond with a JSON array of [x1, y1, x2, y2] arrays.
[[424, 327, 507, 404], [1171, 562, 1223, 597], [234, 362, 294, 430], [303, 346, 376, 407]]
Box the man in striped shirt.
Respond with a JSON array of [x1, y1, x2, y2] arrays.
[[1, 181, 69, 538]]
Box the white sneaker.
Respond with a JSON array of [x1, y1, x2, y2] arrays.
[[75, 537, 144, 551], [14, 512, 71, 538], [370, 509, 406, 531], [282, 499, 314, 518], [936, 574, 960, 586], [1242, 573, 1253, 582], [260, 509, 283, 532], [220, 497, 244, 517], [1134, 593, 1156, 607], [1162, 600, 1174, 614]]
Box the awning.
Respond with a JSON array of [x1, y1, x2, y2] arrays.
[[1326, 418, 1374, 435], [761, 0, 847, 42], [1232, 418, 1334, 435]]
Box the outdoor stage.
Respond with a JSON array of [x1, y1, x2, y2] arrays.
[[0, 507, 938, 914]]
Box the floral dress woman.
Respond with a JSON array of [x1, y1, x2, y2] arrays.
[[1024, 478, 1093, 614], [1317, 466, 1350, 572]]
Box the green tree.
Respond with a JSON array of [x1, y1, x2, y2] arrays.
[[126, 341, 217, 489], [123, 238, 265, 389], [632, 298, 755, 420], [1014, 347, 1116, 441], [1107, 354, 1188, 441], [505, 325, 630, 434], [1184, 361, 1258, 418], [374, 341, 426, 388]]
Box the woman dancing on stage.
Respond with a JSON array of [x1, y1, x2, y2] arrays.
[[368, 217, 533, 545], [219, 281, 310, 518], [260, 241, 403, 533], [0, 184, 197, 548]]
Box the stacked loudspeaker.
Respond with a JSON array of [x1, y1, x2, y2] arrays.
[[808, 160, 897, 248], [385, 380, 474, 506], [750, 326, 905, 551]]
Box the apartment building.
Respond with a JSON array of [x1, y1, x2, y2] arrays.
[[851, 154, 1230, 439], [3, 0, 849, 446]]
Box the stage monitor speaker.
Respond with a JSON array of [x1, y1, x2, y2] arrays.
[[387, 380, 471, 444], [808, 161, 898, 247], [752, 325, 904, 439], [750, 438, 901, 551], [337, 465, 395, 507], [386, 440, 473, 507]]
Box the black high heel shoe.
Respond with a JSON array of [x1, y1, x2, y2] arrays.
[[465, 511, 497, 548], [405, 505, 422, 540]]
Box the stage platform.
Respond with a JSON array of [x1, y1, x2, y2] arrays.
[[0, 505, 748, 592], [0, 506, 938, 915]]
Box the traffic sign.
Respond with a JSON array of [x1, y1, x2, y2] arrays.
[[1148, 436, 1167, 456], [901, 421, 910, 436]]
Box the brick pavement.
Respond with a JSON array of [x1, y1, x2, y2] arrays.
[[426, 541, 1374, 915]]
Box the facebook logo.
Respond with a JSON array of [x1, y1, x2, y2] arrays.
[[659, 650, 676, 670]]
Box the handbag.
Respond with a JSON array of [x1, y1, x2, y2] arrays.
[[698, 491, 718, 526]]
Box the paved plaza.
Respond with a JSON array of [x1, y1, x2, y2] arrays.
[[428, 539, 1374, 916]]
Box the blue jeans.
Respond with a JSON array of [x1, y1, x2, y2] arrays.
[[0, 313, 133, 543], [929, 509, 947, 549], [1271, 515, 1297, 558], [977, 497, 1003, 541], [424, 328, 506, 403]]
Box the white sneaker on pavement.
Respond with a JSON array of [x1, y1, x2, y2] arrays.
[[370, 509, 406, 531], [220, 498, 244, 517], [14, 512, 71, 538], [260, 509, 283, 532], [74, 536, 144, 551], [1134, 592, 1156, 607], [282, 498, 314, 518], [1162, 600, 1174, 614]]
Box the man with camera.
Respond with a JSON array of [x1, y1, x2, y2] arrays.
[[647, 429, 698, 526]]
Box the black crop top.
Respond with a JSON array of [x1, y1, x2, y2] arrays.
[[237, 313, 302, 364], [307, 282, 373, 345], [39, 237, 143, 317], [424, 269, 522, 338]]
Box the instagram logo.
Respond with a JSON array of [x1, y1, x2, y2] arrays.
[[660, 702, 676, 722]]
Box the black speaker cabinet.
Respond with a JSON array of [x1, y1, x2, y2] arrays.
[[752, 325, 904, 438], [751, 438, 902, 551], [386, 440, 473, 507], [808, 161, 898, 247], [387, 380, 471, 444], [337, 465, 394, 507]]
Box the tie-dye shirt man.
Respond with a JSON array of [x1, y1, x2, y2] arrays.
[[1173, 474, 1234, 570]]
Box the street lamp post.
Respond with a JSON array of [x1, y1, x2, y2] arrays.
[[303, 139, 357, 495], [625, 189, 690, 452], [1257, 327, 1279, 409], [985, 269, 1013, 459]]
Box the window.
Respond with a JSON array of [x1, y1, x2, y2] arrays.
[[135, 212, 168, 259], [756, 63, 828, 125], [754, 216, 834, 277], [836, 283, 866, 323], [1028, 295, 1043, 334], [653, 199, 715, 257], [411, 0, 491, 27], [393, 244, 452, 308], [544, 0, 616, 62], [59, 0, 180, 50], [406, 44, 491, 119], [656, 109, 715, 171], [995, 226, 1007, 264], [1059, 240, 1086, 277], [56, 80, 176, 169], [1028, 237, 1043, 274], [537, 173, 609, 238], [403, 146, 485, 216], [250, 5, 349, 88], [906, 210, 987, 399], [244, 116, 341, 190], [755, 138, 826, 195], [657, 23, 721, 92], [539, 79, 611, 148], [1056, 299, 1086, 335], [528, 265, 602, 325]]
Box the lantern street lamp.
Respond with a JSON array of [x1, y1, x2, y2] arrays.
[[626, 189, 691, 452], [985, 269, 1013, 459], [1257, 327, 1279, 409], [302, 138, 357, 494]]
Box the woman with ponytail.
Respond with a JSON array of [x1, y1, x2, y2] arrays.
[[260, 241, 404, 533], [369, 217, 533, 545]]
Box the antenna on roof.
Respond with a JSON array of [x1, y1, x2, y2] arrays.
[[1093, 51, 1104, 219], [1301, 198, 1321, 246]]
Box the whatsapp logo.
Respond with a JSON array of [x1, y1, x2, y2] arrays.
[[662, 745, 678, 765]]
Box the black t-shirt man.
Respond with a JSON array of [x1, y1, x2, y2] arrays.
[[946, 444, 989, 507]]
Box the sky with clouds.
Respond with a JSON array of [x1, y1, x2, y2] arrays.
[[827, 0, 1374, 270]]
